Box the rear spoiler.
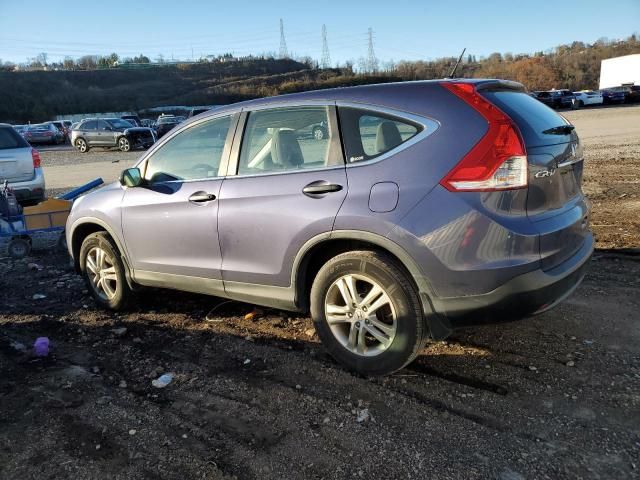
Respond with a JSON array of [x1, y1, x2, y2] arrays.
[[474, 80, 526, 92]]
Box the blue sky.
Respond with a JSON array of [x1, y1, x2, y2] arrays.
[[0, 0, 638, 65]]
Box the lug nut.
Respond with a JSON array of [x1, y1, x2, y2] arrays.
[[362, 306, 367, 312], [355, 322, 361, 328], [348, 312, 353, 318]]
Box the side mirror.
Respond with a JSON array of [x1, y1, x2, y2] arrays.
[[120, 167, 143, 187]]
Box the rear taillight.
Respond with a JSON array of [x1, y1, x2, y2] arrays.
[[31, 148, 41, 168], [439, 82, 528, 191]]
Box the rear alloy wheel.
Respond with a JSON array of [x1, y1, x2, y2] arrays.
[[75, 138, 89, 153], [8, 238, 31, 259], [118, 137, 131, 152], [80, 232, 131, 310], [310, 251, 428, 376], [312, 126, 326, 140]]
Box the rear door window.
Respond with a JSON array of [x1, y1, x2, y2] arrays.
[[338, 107, 422, 163], [481, 90, 573, 147], [237, 106, 343, 175], [83, 121, 98, 130]]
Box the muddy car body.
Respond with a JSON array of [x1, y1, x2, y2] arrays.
[[66, 79, 593, 375]]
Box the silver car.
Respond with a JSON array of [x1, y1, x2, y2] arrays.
[[70, 118, 156, 153], [0, 124, 45, 204]]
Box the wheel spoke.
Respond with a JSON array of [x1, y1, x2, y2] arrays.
[[102, 266, 117, 281], [348, 322, 358, 350], [102, 279, 116, 299], [359, 283, 383, 309], [366, 292, 391, 316], [368, 317, 395, 336], [326, 303, 351, 324], [337, 275, 358, 306], [365, 322, 392, 347], [356, 325, 367, 355], [86, 255, 97, 274]]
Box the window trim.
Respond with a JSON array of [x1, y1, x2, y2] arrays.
[[225, 102, 345, 178], [136, 112, 240, 184], [336, 101, 440, 168]]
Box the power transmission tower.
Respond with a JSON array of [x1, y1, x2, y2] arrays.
[[321, 24, 331, 69], [279, 19, 289, 59], [366, 27, 378, 73]]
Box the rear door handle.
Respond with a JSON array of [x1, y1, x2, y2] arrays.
[[188, 191, 217, 203], [302, 181, 343, 197]]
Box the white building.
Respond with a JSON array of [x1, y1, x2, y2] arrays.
[[599, 54, 640, 89]]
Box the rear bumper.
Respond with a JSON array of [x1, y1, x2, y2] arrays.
[[430, 232, 593, 330], [9, 167, 46, 203]]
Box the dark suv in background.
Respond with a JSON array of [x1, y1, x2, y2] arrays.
[[66, 79, 592, 375], [70, 118, 155, 153]]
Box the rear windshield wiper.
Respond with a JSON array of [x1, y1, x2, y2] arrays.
[[542, 125, 575, 135]]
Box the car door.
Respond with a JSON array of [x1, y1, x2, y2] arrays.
[[217, 104, 347, 300], [82, 120, 99, 145], [120, 113, 238, 293], [95, 120, 114, 146]]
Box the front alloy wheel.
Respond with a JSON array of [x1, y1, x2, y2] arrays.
[[85, 246, 118, 301], [79, 232, 131, 310]]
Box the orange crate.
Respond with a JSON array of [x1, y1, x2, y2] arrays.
[[23, 198, 72, 230]]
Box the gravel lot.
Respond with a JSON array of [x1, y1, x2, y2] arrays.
[[1, 105, 638, 479]]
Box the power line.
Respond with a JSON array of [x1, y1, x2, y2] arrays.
[[367, 27, 378, 73], [279, 19, 288, 59], [321, 24, 331, 69]]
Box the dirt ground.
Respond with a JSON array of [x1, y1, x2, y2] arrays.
[[1, 105, 639, 480]]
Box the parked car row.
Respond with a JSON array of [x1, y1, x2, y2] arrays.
[[530, 84, 640, 109], [11, 121, 72, 145]]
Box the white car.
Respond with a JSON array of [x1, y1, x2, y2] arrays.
[[574, 90, 603, 107]]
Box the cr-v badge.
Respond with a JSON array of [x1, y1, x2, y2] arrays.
[[535, 169, 556, 178]]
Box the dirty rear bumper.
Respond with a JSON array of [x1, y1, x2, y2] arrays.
[[430, 233, 593, 331]]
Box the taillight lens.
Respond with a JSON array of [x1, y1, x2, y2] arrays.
[[439, 82, 528, 192], [32, 148, 41, 168]]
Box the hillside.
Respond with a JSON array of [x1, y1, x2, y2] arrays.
[[1, 35, 638, 123]]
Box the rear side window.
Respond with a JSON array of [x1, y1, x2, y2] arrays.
[[0, 127, 29, 149], [338, 107, 421, 163], [481, 91, 572, 147], [82, 120, 98, 130]]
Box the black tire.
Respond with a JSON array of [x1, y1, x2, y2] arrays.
[[118, 136, 131, 152], [75, 138, 89, 153], [8, 238, 31, 259], [57, 231, 68, 253], [79, 232, 132, 310], [310, 250, 428, 376]]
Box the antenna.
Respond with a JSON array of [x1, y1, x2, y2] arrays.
[[448, 47, 466, 78], [321, 24, 331, 69], [279, 19, 288, 59], [366, 27, 378, 73]]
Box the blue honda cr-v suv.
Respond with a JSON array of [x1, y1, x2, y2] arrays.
[[66, 79, 593, 375]]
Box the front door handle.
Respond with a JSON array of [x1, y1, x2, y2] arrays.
[[302, 181, 343, 197], [189, 191, 217, 203]]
